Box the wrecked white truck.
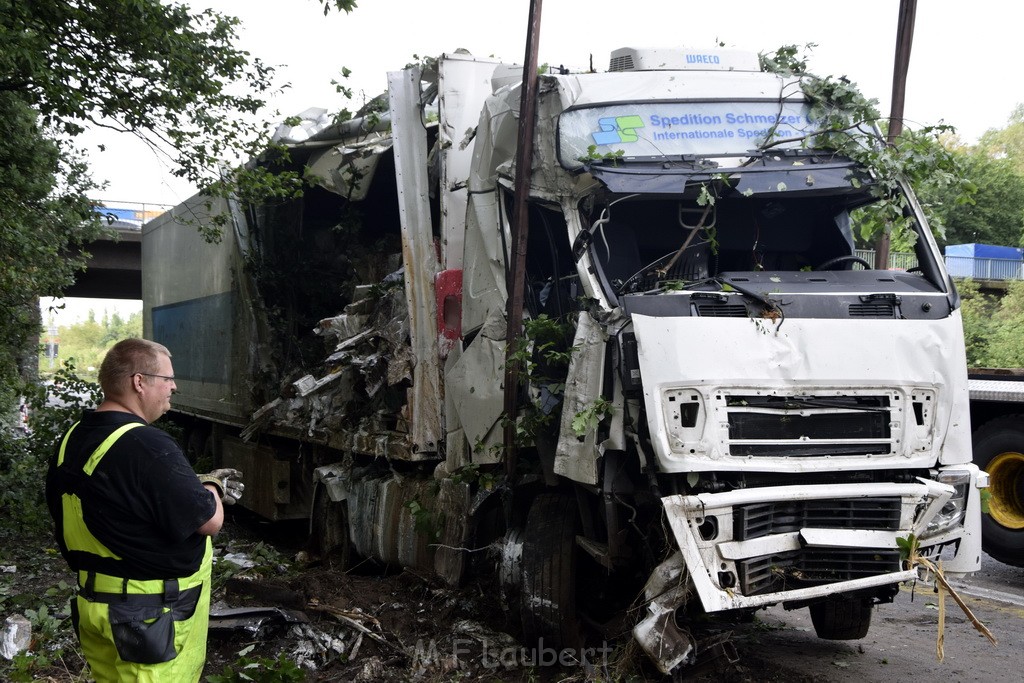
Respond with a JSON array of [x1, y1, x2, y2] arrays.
[[142, 47, 984, 674]]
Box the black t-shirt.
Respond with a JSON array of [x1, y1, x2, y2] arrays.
[[46, 410, 217, 580]]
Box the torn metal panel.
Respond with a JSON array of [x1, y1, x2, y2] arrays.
[[438, 53, 509, 271], [553, 313, 607, 485], [459, 76, 518, 335], [305, 136, 391, 200], [270, 107, 333, 143], [445, 308, 507, 465], [461, 188, 508, 335], [434, 477, 472, 587], [315, 313, 369, 341], [388, 66, 443, 456], [442, 343, 471, 472], [632, 552, 695, 675], [208, 606, 308, 635]]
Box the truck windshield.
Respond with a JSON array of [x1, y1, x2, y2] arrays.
[[578, 173, 934, 299]]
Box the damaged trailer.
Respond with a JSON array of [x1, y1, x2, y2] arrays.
[[142, 47, 985, 675]]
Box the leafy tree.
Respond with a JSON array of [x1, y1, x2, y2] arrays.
[[39, 310, 143, 377], [0, 0, 358, 420], [983, 281, 1024, 367], [760, 45, 973, 250], [977, 104, 1024, 177], [0, 89, 102, 411], [956, 278, 998, 366], [925, 149, 1024, 248]]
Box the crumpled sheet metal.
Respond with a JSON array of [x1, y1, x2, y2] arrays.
[[443, 308, 507, 464], [208, 606, 308, 636], [632, 551, 695, 675], [306, 136, 392, 200], [251, 283, 431, 461], [553, 312, 607, 485], [271, 107, 333, 143], [289, 623, 348, 669], [313, 463, 472, 586]]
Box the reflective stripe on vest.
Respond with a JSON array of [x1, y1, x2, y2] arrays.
[[58, 421, 144, 560]]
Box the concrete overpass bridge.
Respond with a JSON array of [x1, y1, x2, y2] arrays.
[[65, 203, 169, 300], [66, 223, 142, 300]]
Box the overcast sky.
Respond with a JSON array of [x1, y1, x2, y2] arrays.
[[56, 0, 1024, 323], [85, 0, 1024, 208]]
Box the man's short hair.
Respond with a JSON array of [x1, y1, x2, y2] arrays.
[[98, 338, 172, 398]]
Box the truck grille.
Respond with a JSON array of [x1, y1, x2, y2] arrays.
[[737, 548, 902, 596], [734, 498, 902, 540], [724, 394, 894, 457]]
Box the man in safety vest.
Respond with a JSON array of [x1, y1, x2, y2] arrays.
[[45, 338, 243, 682]]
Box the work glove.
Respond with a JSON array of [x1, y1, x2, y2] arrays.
[[198, 468, 245, 505]]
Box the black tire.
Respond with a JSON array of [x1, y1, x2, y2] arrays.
[[808, 596, 873, 640], [309, 486, 357, 571], [973, 416, 1024, 567], [520, 493, 583, 652]]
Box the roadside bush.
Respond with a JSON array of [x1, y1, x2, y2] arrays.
[[0, 361, 100, 541]]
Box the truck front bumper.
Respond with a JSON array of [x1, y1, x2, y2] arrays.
[[633, 472, 984, 673]]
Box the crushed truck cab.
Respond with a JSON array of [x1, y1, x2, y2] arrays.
[[143, 47, 983, 675]]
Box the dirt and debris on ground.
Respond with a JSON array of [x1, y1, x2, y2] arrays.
[[197, 515, 826, 682], [0, 513, 830, 682]]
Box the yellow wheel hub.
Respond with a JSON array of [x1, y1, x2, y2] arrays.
[[987, 451, 1024, 529]]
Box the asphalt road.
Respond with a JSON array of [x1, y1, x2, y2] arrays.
[[739, 553, 1024, 682]]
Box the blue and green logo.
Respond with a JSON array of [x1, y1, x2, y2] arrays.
[[592, 115, 645, 145]]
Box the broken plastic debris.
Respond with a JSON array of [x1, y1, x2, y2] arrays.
[[0, 615, 31, 660], [316, 313, 369, 341], [289, 623, 347, 669], [208, 607, 308, 637], [219, 553, 256, 569]]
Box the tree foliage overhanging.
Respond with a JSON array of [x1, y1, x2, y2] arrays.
[[762, 44, 1024, 253], [0, 0, 361, 414]]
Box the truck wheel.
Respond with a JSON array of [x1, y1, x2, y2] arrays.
[[520, 493, 583, 652], [808, 597, 872, 640], [310, 486, 357, 572], [973, 416, 1024, 567]]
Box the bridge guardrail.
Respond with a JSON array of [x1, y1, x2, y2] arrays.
[[855, 250, 1024, 281]]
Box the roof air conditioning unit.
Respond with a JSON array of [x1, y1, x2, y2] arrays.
[[608, 47, 761, 73]]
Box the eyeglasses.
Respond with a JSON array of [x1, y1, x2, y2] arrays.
[[135, 372, 176, 382]]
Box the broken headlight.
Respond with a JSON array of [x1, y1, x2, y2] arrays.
[[922, 469, 971, 538]]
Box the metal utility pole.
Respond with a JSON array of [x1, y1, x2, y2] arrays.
[[876, 0, 917, 269], [502, 0, 543, 481]]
